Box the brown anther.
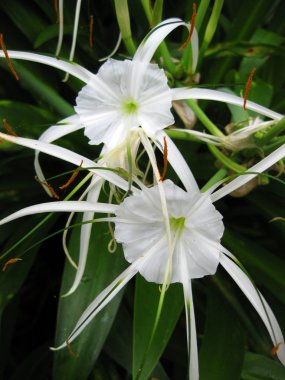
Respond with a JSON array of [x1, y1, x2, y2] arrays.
[[89, 15, 94, 48], [66, 337, 77, 358], [243, 67, 256, 110], [54, 0, 60, 23], [159, 136, 168, 181], [2, 258, 22, 272], [35, 177, 60, 200], [0, 34, 20, 80], [2, 119, 18, 136], [272, 341, 284, 356], [59, 160, 83, 190], [178, 3, 197, 52]]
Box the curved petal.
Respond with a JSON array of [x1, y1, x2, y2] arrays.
[[171, 88, 283, 120], [0, 201, 118, 225], [220, 254, 285, 365], [0, 51, 92, 83], [34, 114, 84, 194], [155, 131, 199, 192], [211, 144, 285, 202], [180, 246, 199, 380], [134, 18, 187, 63], [0, 133, 134, 193], [64, 177, 104, 296], [51, 236, 165, 350]]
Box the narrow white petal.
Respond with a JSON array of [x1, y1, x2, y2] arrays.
[[0, 51, 92, 83], [134, 18, 186, 63], [51, 262, 138, 350], [171, 128, 221, 145], [220, 254, 285, 365], [155, 131, 199, 192], [64, 178, 104, 296], [0, 133, 133, 192], [171, 88, 283, 120], [211, 144, 285, 202], [34, 114, 84, 194], [180, 247, 199, 380], [0, 201, 118, 225]]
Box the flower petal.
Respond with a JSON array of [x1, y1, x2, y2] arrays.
[[211, 143, 285, 202], [34, 114, 84, 194], [0, 201, 118, 225], [0, 51, 92, 83], [64, 177, 104, 296], [220, 253, 285, 365], [171, 88, 283, 120], [180, 246, 199, 380], [155, 131, 199, 192], [0, 133, 133, 192]]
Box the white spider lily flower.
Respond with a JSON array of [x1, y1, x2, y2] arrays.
[[171, 116, 277, 150], [0, 138, 284, 379]]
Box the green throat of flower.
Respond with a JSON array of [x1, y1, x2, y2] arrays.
[[121, 98, 139, 115], [170, 216, 186, 233]]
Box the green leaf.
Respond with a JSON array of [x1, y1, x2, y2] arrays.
[[53, 219, 126, 380], [133, 275, 183, 379], [199, 285, 245, 380], [241, 352, 285, 380]]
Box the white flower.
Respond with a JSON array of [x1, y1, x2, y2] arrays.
[[0, 133, 284, 379]]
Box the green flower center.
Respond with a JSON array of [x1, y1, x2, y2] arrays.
[[121, 98, 138, 115], [170, 216, 186, 232]]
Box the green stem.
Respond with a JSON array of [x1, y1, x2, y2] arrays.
[[114, 0, 136, 56], [166, 129, 201, 143], [201, 167, 228, 192], [186, 99, 225, 137], [199, 0, 224, 63], [208, 144, 245, 173], [195, 0, 211, 31]]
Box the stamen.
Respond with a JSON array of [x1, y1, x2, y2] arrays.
[[66, 337, 77, 358], [159, 136, 168, 181], [272, 341, 284, 356], [35, 177, 60, 200], [2, 258, 22, 271], [54, 0, 60, 23], [178, 3, 197, 52], [59, 160, 83, 190], [89, 15, 94, 48], [0, 34, 20, 80], [2, 119, 18, 136], [243, 67, 256, 110]]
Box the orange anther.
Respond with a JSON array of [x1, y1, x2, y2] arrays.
[[66, 337, 77, 358], [2, 119, 18, 136], [272, 341, 284, 356], [243, 67, 256, 110], [36, 177, 60, 200], [59, 160, 83, 190], [160, 136, 168, 181], [2, 258, 22, 271], [89, 15, 94, 48], [178, 3, 197, 52], [0, 34, 20, 80]]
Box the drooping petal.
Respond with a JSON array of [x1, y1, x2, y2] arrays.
[[64, 177, 104, 296], [51, 237, 165, 350], [180, 246, 199, 380], [171, 88, 283, 120], [220, 254, 285, 365], [211, 143, 285, 202], [0, 133, 134, 192], [155, 131, 199, 192], [0, 201, 118, 225], [34, 114, 84, 193], [0, 51, 92, 83]]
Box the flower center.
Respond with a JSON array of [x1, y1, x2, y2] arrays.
[[170, 216, 185, 232], [121, 98, 138, 115]]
